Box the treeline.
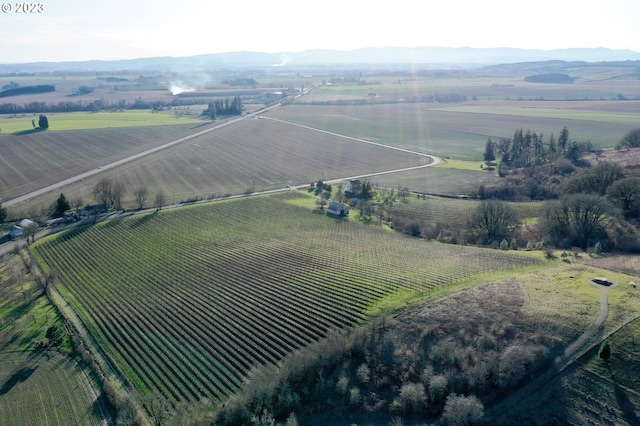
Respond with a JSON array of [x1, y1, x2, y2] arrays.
[[305, 92, 467, 106], [524, 73, 575, 84], [206, 96, 244, 120], [332, 126, 640, 253], [0, 84, 55, 98], [493, 126, 591, 171], [0, 97, 212, 114], [222, 78, 258, 87]]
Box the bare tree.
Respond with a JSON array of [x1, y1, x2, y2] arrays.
[[468, 199, 520, 244], [541, 193, 615, 249], [145, 392, 172, 426], [92, 178, 112, 208], [155, 191, 166, 210], [111, 180, 125, 210], [133, 187, 148, 210], [617, 128, 640, 149], [607, 177, 640, 216]]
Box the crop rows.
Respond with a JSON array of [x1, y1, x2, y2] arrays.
[[0, 353, 104, 426], [35, 192, 542, 404], [0, 124, 202, 200]]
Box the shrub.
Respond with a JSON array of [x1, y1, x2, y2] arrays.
[[599, 341, 611, 361], [428, 375, 448, 405], [594, 241, 603, 254], [336, 375, 349, 395], [442, 394, 484, 425], [349, 387, 361, 406], [396, 382, 426, 414], [356, 363, 370, 385]]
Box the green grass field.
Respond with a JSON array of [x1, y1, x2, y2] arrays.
[[33, 191, 543, 405], [388, 194, 544, 233], [267, 102, 638, 160], [0, 110, 203, 134]]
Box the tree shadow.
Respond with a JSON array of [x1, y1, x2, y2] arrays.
[[613, 380, 640, 425], [12, 128, 46, 136], [129, 212, 159, 229], [0, 365, 38, 396]]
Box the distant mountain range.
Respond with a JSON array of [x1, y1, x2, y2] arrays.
[[2, 47, 640, 73]]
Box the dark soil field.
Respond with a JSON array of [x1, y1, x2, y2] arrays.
[[0, 123, 208, 201], [6, 117, 427, 216]]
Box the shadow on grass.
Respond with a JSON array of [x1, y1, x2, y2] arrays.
[[0, 365, 38, 396], [613, 379, 639, 425], [12, 128, 46, 136], [129, 211, 159, 229]]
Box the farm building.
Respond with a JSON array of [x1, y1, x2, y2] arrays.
[[345, 179, 362, 196], [20, 219, 38, 228], [76, 204, 107, 219], [8, 225, 23, 238], [327, 201, 349, 216]]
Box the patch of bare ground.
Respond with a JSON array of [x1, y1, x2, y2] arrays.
[[585, 147, 640, 169], [582, 253, 640, 278]]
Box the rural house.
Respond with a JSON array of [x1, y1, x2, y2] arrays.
[[327, 201, 349, 216], [345, 179, 362, 196], [76, 204, 107, 220]]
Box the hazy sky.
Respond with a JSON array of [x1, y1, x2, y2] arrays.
[[1, 0, 639, 63]]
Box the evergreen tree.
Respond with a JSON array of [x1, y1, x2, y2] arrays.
[[483, 138, 496, 165], [208, 101, 216, 121], [599, 341, 611, 360], [558, 126, 569, 151], [54, 192, 70, 217], [38, 114, 49, 129], [548, 134, 557, 159]]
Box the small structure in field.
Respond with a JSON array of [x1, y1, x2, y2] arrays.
[[76, 204, 107, 220], [345, 179, 362, 197], [327, 201, 349, 217], [592, 277, 613, 286], [8, 225, 24, 239]]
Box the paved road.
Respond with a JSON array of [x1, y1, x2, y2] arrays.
[[2, 91, 307, 209], [3, 116, 243, 208]]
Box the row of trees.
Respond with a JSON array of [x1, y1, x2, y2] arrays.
[[0, 96, 224, 115], [207, 96, 244, 120], [484, 126, 592, 171], [475, 128, 640, 251], [92, 178, 165, 211]]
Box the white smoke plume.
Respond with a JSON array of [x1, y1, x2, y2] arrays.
[[170, 80, 195, 95]]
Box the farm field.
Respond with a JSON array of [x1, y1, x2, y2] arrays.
[[33, 191, 544, 406], [8, 117, 427, 216], [368, 164, 501, 195], [0, 122, 213, 203], [0, 352, 106, 426], [300, 70, 640, 103], [267, 100, 639, 159], [387, 194, 544, 231], [0, 110, 203, 133], [0, 253, 109, 426]]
